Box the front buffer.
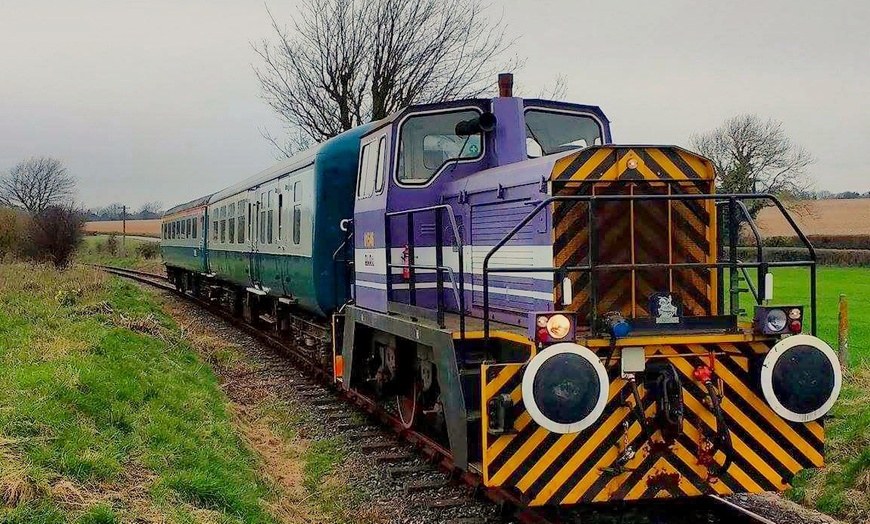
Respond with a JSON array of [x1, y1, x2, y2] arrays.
[[480, 335, 839, 506]]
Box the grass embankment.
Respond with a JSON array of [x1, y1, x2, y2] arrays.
[[752, 267, 870, 521], [0, 262, 372, 523], [77, 235, 164, 274], [0, 263, 272, 522]]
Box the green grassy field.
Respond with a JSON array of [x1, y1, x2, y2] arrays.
[[0, 264, 272, 522], [750, 267, 870, 520], [77, 235, 163, 273], [744, 267, 869, 364], [2, 253, 867, 520]]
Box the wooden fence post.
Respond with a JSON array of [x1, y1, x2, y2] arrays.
[[838, 294, 849, 369]]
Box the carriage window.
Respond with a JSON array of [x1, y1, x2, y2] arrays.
[[228, 203, 236, 244], [213, 218, 218, 241], [277, 194, 283, 240], [186, 218, 192, 238], [397, 109, 482, 185], [260, 209, 267, 244], [293, 205, 301, 245], [219, 206, 226, 243], [267, 209, 274, 244], [524, 110, 603, 158], [192, 217, 198, 239], [293, 181, 300, 201], [237, 201, 246, 244]]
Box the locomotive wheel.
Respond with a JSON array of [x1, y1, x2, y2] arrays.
[[396, 381, 421, 429]]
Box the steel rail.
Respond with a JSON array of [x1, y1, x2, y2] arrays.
[[708, 495, 778, 524]]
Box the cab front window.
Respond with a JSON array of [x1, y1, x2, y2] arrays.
[[396, 109, 483, 185], [525, 109, 603, 158]]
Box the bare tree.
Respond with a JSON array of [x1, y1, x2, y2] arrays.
[[254, 0, 517, 154], [691, 114, 814, 217], [0, 157, 75, 214], [95, 202, 125, 220], [26, 203, 86, 268], [136, 201, 163, 219]]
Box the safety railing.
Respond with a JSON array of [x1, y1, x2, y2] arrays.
[[481, 193, 817, 342], [385, 204, 466, 338], [332, 220, 355, 306]]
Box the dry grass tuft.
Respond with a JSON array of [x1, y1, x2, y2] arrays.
[[186, 331, 245, 373], [231, 403, 314, 524], [111, 312, 166, 338], [0, 450, 42, 507], [30, 333, 90, 362]]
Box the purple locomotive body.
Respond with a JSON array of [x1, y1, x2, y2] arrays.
[[351, 91, 611, 326], [340, 74, 837, 505]]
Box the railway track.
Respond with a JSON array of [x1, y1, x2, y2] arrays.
[[91, 264, 780, 524]]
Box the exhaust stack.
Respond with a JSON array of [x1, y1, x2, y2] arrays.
[[498, 73, 514, 97]]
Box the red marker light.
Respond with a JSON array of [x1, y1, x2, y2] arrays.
[[536, 327, 549, 343], [789, 320, 802, 333], [693, 365, 713, 383]]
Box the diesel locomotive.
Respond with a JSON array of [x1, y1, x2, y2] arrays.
[[161, 74, 841, 505]]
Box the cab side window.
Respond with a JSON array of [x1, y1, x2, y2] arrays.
[[357, 143, 374, 198], [375, 136, 387, 193], [396, 109, 483, 185]]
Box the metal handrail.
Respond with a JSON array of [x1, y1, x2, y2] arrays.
[[385, 204, 466, 340], [386, 263, 463, 326], [481, 193, 817, 342]]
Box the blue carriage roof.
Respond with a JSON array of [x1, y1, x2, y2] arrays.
[[163, 194, 213, 217], [206, 123, 376, 204]]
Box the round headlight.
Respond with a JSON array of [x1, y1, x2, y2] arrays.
[[760, 335, 842, 422], [521, 343, 610, 434], [766, 309, 788, 332], [788, 308, 802, 320], [536, 315, 548, 328], [546, 314, 571, 339]]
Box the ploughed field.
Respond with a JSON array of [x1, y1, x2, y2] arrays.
[[84, 219, 161, 238], [756, 198, 870, 236], [81, 198, 870, 240]]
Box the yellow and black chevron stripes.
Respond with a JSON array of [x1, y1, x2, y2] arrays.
[[552, 146, 716, 182], [480, 341, 825, 506], [552, 180, 716, 319]]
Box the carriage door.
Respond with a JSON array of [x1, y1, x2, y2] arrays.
[[249, 188, 265, 286]]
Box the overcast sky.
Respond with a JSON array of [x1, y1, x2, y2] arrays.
[[1, 0, 867, 210]]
